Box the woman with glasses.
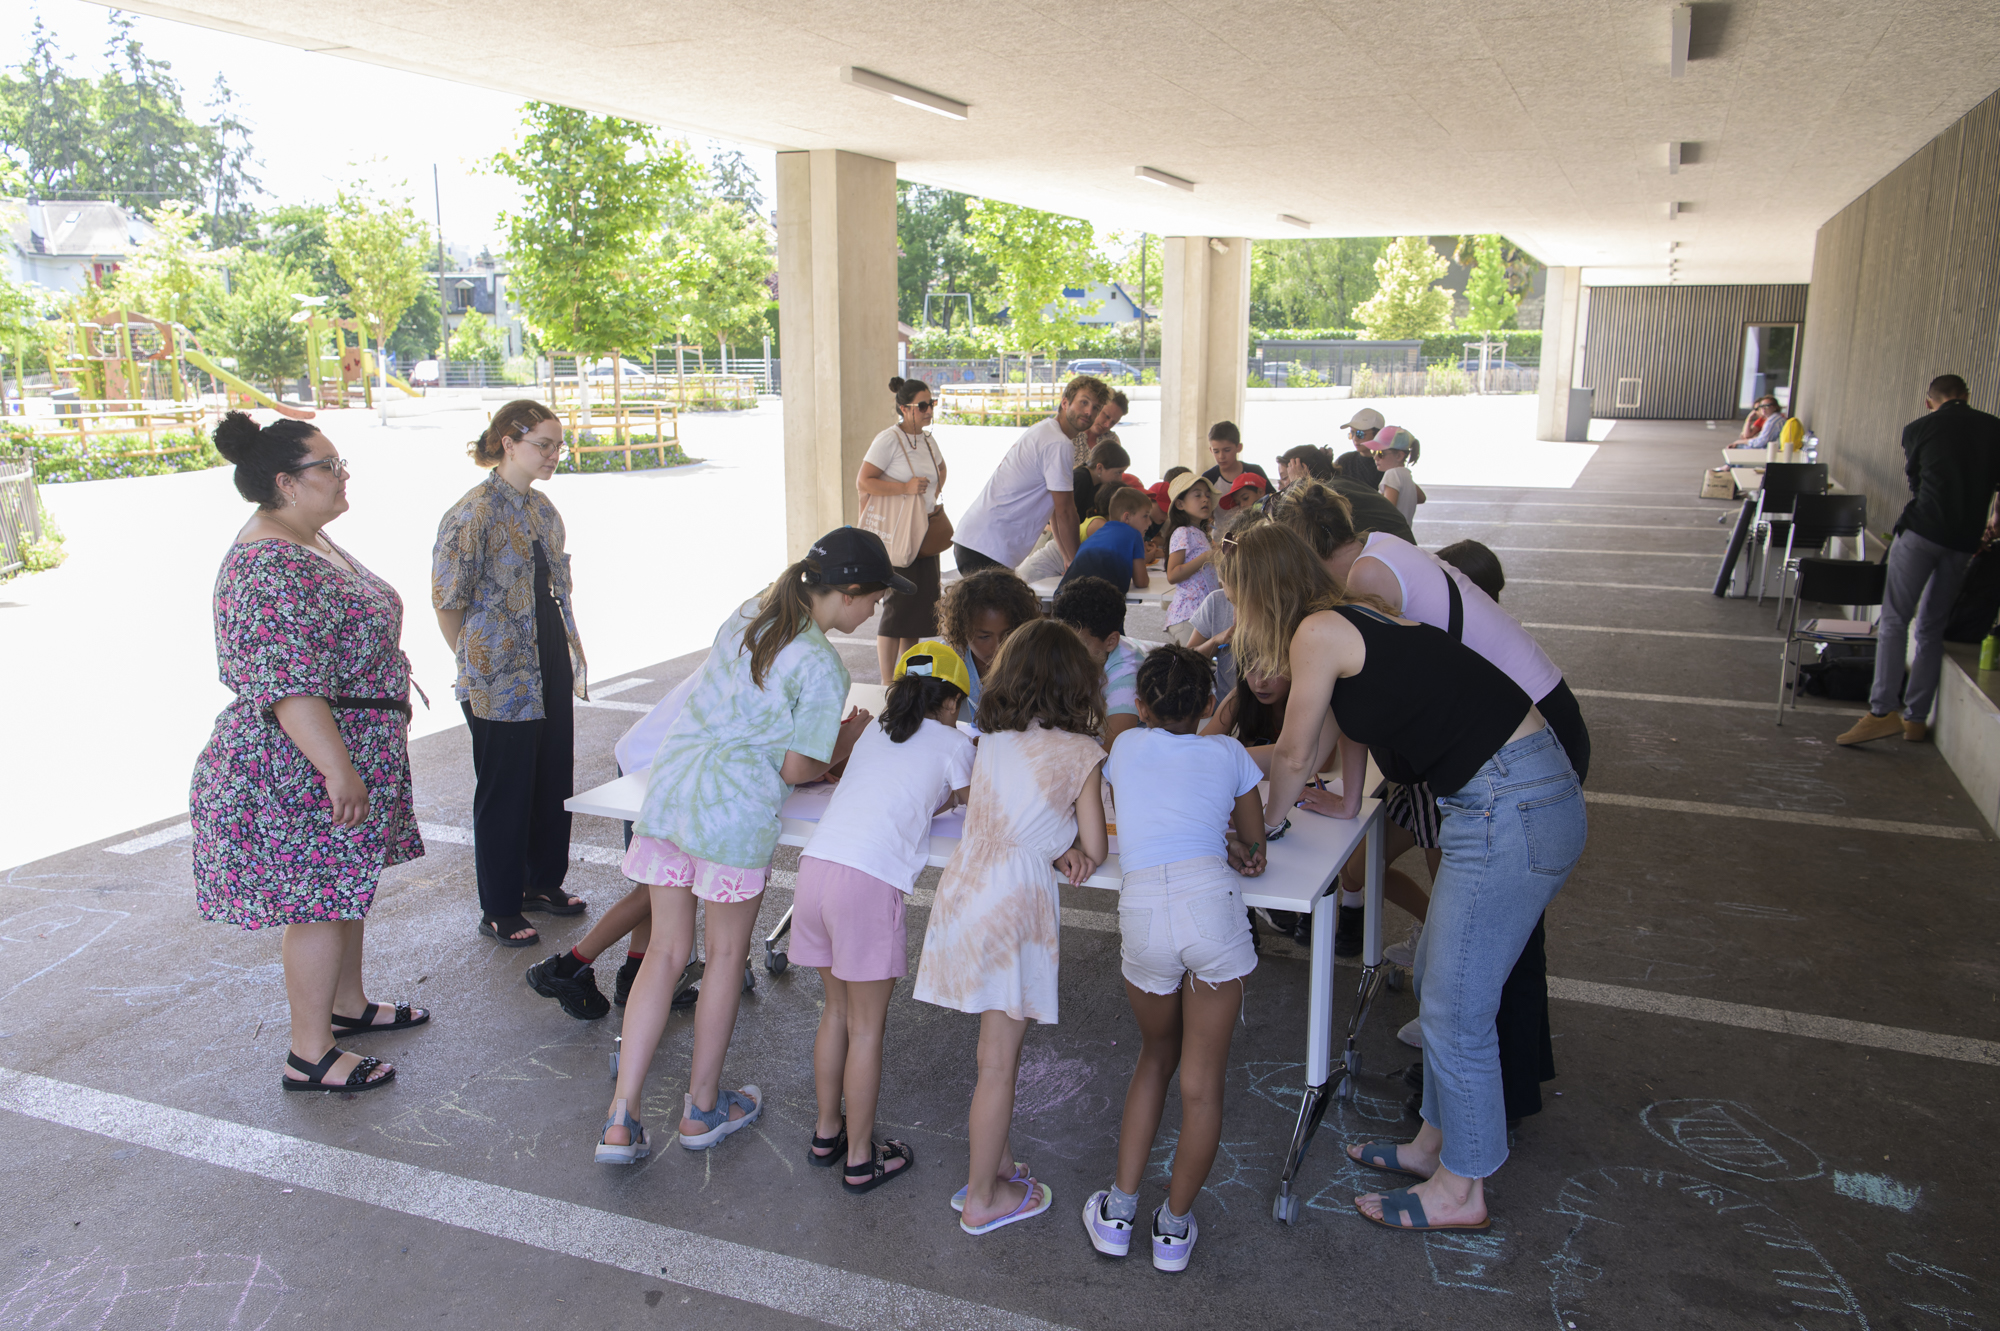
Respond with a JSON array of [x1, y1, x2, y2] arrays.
[[859, 377, 950, 682], [433, 398, 590, 948], [192, 412, 427, 1092]]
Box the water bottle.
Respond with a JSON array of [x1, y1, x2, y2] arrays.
[[1982, 632, 1999, 672]]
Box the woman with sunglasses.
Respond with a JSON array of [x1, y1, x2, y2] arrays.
[[433, 398, 591, 948], [859, 377, 950, 683], [193, 413, 428, 1092]]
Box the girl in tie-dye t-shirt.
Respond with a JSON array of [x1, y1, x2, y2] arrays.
[[596, 530, 904, 1167]]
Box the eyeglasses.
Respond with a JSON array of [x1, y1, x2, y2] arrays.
[[286, 456, 349, 478], [522, 435, 567, 456], [913, 400, 936, 412]]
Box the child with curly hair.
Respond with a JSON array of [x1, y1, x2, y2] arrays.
[[936, 567, 1041, 729]]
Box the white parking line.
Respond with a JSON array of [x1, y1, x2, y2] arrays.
[[577, 699, 652, 714], [1522, 622, 1772, 643], [103, 822, 628, 867], [591, 677, 654, 698], [0, 1068, 1070, 1331], [1583, 791, 1983, 841], [104, 823, 193, 854], [1421, 520, 1720, 531], [1478, 547, 1715, 559], [1546, 978, 2000, 1067], [1570, 687, 1844, 713], [1421, 501, 1715, 512], [1507, 579, 1709, 593]]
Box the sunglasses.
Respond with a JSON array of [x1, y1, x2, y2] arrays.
[[285, 456, 349, 478], [913, 400, 936, 412]]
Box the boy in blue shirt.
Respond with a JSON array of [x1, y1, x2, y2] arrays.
[[1057, 486, 1156, 595]]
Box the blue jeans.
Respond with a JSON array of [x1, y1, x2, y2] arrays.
[[1415, 727, 1586, 1178]]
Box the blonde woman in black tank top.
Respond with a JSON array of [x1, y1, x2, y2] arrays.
[[1219, 524, 1586, 1236]]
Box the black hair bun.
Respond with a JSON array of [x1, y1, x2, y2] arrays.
[[888, 376, 906, 393], [213, 410, 263, 465]]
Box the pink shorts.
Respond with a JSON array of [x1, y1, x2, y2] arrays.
[[790, 857, 908, 982], [622, 835, 767, 904]]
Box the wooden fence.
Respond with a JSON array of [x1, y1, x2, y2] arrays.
[[557, 402, 682, 470], [35, 404, 210, 456], [0, 459, 43, 576]]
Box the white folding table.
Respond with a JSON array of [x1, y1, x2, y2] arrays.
[[564, 683, 1387, 1224], [1027, 571, 1171, 608]]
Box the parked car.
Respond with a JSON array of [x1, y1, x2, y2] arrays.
[[584, 357, 662, 385], [1067, 358, 1142, 381], [1456, 358, 1528, 375], [409, 359, 440, 387]]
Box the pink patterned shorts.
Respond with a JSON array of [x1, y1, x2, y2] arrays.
[[622, 834, 767, 904]]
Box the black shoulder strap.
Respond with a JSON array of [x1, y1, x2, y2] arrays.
[[1444, 569, 1464, 642]]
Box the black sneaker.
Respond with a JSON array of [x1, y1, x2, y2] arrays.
[[1333, 905, 1363, 958], [526, 955, 610, 1020], [613, 955, 643, 1008]]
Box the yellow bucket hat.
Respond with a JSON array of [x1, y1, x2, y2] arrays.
[[894, 640, 972, 696]]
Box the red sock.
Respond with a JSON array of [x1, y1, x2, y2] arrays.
[[570, 946, 594, 966], [626, 950, 645, 963]]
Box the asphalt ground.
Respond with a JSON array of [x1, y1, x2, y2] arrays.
[[3, 419, 1995, 1330]]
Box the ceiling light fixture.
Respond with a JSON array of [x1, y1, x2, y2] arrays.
[[1279, 213, 1311, 229], [1666, 141, 1683, 174], [1669, 5, 1692, 79], [839, 67, 968, 120], [1665, 201, 1681, 219], [1136, 165, 1195, 192]]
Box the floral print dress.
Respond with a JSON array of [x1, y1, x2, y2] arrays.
[[912, 724, 1105, 1023], [190, 540, 424, 929]]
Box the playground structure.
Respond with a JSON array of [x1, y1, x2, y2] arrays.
[[294, 300, 421, 409]]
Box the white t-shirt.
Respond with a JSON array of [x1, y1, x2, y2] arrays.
[[863, 424, 942, 514], [1379, 466, 1420, 521], [953, 417, 1075, 566], [800, 717, 976, 892], [1104, 728, 1264, 873]]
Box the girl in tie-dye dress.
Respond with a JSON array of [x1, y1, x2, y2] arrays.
[[913, 620, 1109, 1236]]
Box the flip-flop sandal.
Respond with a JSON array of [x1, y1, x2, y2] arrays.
[[960, 1179, 1053, 1236], [842, 1140, 915, 1194], [1347, 1141, 1428, 1180], [280, 1046, 394, 1093], [951, 1161, 1030, 1212], [522, 890, 587, 916], [479, 915, 539, 948], [1353, 1187, 1491, 1232], [679, 1086, 762, 1150], [808, 1128, 847, 1167], [331, 1001, 430, 1036]]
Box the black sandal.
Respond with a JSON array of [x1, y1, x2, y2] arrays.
[[480, 915, 539, 947], [808, 1128, 847, 1167], [522, 889, 587, 916], [331, 1001, 429, 1036], [281, 1046, 394, 1093], [842, 1139, 915, 1194]]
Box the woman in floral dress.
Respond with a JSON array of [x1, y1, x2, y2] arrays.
[[191, 413, 427, 1093]]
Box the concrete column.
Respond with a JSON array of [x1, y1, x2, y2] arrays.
[[775, 149, 898, 560], [1158, 236, 1251, 475], [1535, 265, 1587, 441]]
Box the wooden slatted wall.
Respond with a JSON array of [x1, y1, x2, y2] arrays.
[[1795, 90, 2000, 538], [1579, 284, 1809, 421]]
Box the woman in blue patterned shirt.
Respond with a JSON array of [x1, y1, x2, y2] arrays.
[[432, 399, 590, 947]]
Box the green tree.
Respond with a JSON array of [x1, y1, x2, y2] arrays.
[[388, 284, 441, 368], [897, 183, 998, 329], [326, 178, 430, 403], [0, 272, 48, 405], [447, 308, 505, 365], [1460, 233, 1519, 332], [964, 199, 1103, 357], [117, 200, 222, 327], [1249, 237, 1385, 328], [209, 250, 307, 392], [1353, 236, 1454, 340], [663, 198, 773, 358], [490, 102, 695, 399]]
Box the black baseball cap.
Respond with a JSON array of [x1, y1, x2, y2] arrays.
[[808, 526, 917, 594]]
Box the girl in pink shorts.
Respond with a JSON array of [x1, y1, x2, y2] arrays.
[[795, 641, 975, 1192], [596, 528, 906, 1165]]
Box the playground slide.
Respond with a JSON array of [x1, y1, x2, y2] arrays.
[[181, 345, 316, 420], [358, 349, 422, 398]]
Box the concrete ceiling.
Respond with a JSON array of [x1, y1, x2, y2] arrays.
[[116, 0, 2000, 285]]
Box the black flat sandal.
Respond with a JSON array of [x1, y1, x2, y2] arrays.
[[842, 1139, 915, 1194], [521, 889, 587, 916], [282, 1046, 394, 1093], [479, 915, 539, 947], [331, 1001, 429, 1036], [808, 1128, 847, 1167]]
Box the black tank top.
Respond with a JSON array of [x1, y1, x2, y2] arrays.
[[1329, 605, 1531, 794]]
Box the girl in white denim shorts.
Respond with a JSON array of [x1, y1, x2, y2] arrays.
[[1084, 645, 1268, 1272]]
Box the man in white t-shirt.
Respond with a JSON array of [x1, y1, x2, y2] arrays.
[[954, 375, 1110, 573]]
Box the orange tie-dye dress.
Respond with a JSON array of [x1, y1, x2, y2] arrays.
[[913, 723, 1107, 1024]]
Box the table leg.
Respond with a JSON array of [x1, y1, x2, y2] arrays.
[[1274, 882, 1340, 1224], [762, 904, 794, 974], [1337, 809, 1390, 1098]]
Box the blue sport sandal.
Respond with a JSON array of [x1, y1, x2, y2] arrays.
[[680, 1085, 762, 1150], [595, 1099, 649, 1165]]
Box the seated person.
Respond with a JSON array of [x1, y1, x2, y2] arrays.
[[1733, 400, 1774, 444], [938, 567, 1041, 730], [1012, 525, 1069, 584], [1079, 477, 1131, 544], [1059, 486, 1155, 594], [1217, 471, 1268, 516], [1051, 575, 1147, 752], [1332, 449, 1380, 486], [1185, 585, 1237, 700], [1749, 397, 1787, 446]]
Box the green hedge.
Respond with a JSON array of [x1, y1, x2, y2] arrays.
[[0, 423, 225, 484]]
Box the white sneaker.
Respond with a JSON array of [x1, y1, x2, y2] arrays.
[[1151, 1205, 1197, 1272], [1384, 924, 1421, 969], [1396, 1017, 1424, 1050]]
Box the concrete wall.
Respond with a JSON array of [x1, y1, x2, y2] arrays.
[[1158, 236, 1251, 476], [1579, 284, 1808, 420], [1795, 90, 2000, 537]]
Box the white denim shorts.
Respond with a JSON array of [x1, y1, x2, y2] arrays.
[[1116, 855, 1258, 995]]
